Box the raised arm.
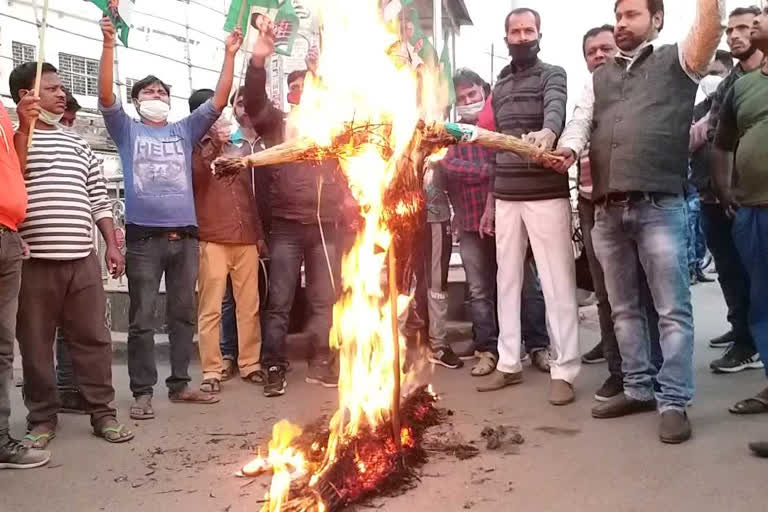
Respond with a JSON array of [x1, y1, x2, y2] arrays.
[[681, 0, 726, 79], [244, 33, 284, 137], [98, 16, 117, 108], [212, 29, 243, 112]]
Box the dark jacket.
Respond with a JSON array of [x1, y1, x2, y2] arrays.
[[192, 133, 265, 244], [243, 63, 344, 225], [491, 59, 569, 201]]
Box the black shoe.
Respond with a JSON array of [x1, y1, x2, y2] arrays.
[[305, 362, 338, 388], [659, 410, 692, 444], [0, 438, 51, 469], [592, 394, 657, 419], [582, 343, 606, 364], [749, 441, 768, 458], [263, 366, 286, 398], [694, 268, 715, 284], [709, 330, 736, 348], [594, 375, 624, 402], [710, 345, 764, 374], [428, 347, 464, 369], [59, 390, 87, 415]]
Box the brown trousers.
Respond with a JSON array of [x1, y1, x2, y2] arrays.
[[198, 242, 261, 380], [16, 252, 116, 428]]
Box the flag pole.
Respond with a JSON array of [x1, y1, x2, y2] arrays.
[[28, 0, 50, 148]]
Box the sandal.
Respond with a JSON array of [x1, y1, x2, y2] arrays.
[[168, 388, 220, 404], [729, 394, 768, 415], [93, 419, 134, 444], [23, 427, 56, 449], [243, 370, 265, 385], [221, 359, 237, 382], [200, 378, 222, 394], [130, 395, 155, 420], [471, 352, 498, 377]]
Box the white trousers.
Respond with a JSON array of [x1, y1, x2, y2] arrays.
[[495, 198, 581, 383]]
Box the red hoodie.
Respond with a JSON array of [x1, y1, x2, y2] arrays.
[[0, 103, 27, 231]]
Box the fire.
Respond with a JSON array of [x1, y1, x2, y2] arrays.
[[254, 1, 448, 509]]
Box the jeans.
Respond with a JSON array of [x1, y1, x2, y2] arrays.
[[685, 186, 707, 272], [458, 231, 498, 355], [521, 258, 550, 353], [732, 208, 768, 377], [220, 278, 238, 360], [0, 230, 24, 439], [55, 328, 77, 392], [261, 219, 336, 368], [126, 236, 198, 397], [580, 197, 663, 378], [593, 195, 694, 411], [701, 203, 755, 351]]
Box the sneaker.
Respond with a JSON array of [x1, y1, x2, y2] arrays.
[[530, 349, 551, 373], [305, 362, 338, 388], [694, 268, 715, 284], [659, 410, 692, 444], [428, 347, 464, 369], [749, 441, 768, 458], [582, 343, 606, 364], [594, 375, 624, 402], [709, 330, 736, 348], [263, 366, 287, 398], [0, 438, 51, 469], [592, 394, 657, 419], [59, 390, 87, 415], [710, 345, 764, 374]]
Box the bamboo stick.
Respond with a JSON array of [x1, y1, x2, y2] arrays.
[[27, 0, 49, 148], [388, 248, 402, 454]]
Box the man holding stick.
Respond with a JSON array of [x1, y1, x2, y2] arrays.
[[551, 0, 725, 443], [98, 17, 242, 418]]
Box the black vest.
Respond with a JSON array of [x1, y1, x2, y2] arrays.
[[590, 44, 698, 200]]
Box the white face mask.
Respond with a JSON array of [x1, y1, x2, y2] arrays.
[[138, 99, 170, 123], [456, 100, 485, 123], [38, 108, 64, 126], [696, 74, 723, 104]]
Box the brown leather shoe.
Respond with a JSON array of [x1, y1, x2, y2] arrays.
[[549, 379, 575, 405], [592, 394, 657, 419], [477, 371, 523, 392], [659, 410, 692, 444], [749, 441, 768, 458]]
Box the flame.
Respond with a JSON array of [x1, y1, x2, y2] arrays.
[[255, 1, 447, 509]]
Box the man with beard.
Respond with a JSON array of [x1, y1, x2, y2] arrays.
[[550, 0, 724, 444], [712, 4, 768, 458], [476, 8, 579, 406], [697, 6, 764, 376]]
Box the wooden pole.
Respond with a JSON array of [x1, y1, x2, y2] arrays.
[[27, 0, 49, 148], [388, 247, 402, 452]]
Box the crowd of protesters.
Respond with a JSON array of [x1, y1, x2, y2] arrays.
[[1, 0, 767, 471]]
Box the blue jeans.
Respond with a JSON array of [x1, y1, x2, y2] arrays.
[[593, 195, 694, 411], [220, 278, 238, 360], [701, 204, 755, 351], [459, 232, 498, 355], [261, 219, 336, 368], [126, 236, 199, 396], [732, 208, 768, 377], [685, 185, 706, 272]]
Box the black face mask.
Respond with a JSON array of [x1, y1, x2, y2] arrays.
[[507, 39, 541, 63]]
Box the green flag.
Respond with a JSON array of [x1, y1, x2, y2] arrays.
[[89, 0, 134, 47], [273, 0, 300, 57], [406, 6, 437, 67], [224, 0, 279, 33], [439, 44, 456, 105]]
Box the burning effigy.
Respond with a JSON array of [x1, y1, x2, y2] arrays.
[[216, 1, 558, 510]]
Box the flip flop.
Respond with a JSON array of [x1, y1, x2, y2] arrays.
[[94, 422, 134, 444], [130, 395, 155, 420], [242, 370, 265, 385], [168, 389, 220, 404], [23, 431, 56, 450], [471, 353, 498, 377], [200, 379, 221, 394], [729, 395, 768, 415]]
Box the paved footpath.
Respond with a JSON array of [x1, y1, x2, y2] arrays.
[[1, 283, 765, 512]]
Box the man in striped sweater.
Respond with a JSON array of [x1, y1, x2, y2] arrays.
[[9, 62, 133, 449], [476, 8, 580, 405]]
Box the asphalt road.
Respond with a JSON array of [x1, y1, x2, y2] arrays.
[[2, 282, 766, 512]]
